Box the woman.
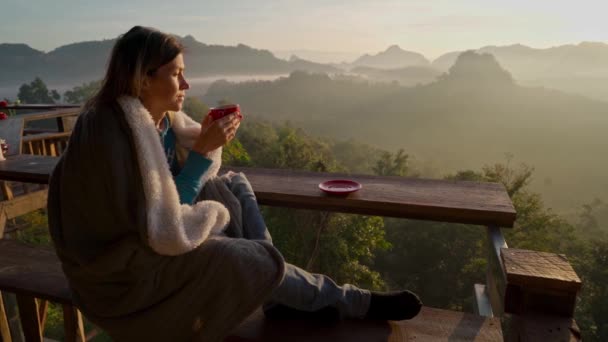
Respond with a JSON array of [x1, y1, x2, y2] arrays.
[[47, 26, 421, 341]]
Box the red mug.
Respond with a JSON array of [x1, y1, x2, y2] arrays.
[[208, 104, 242, 121]]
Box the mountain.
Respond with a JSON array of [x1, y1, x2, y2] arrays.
[[431, 42, 608, 101], [0, 35, 341, 89], [0, 43, 48, 84], [350, 45, 430, 69], [350, 65, 441, 86], [432, 42, 608, 78], [204, 52, 608, 211], [433, 42, 608, 77], [273, 49, 362, 64]]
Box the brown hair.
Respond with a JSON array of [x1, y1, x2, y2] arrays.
[[86, 26, 184, 109]]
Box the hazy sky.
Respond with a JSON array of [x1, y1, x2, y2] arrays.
[[2, 0, 607, 60]]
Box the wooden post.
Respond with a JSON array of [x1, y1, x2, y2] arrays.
[[15, 295, 41, 342], [483, 226, 507, 317], [36, 301, 47, 335], [0, 293, 12, 342], [55, 117, 64, 133], [501, 248, 582, 341], [0, 184, 15, 342], [62, 305, 86, 342]]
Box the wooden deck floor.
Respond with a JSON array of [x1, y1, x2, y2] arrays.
[[228, 307, 502, 342]]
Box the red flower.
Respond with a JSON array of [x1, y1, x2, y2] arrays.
[[0, 100, 7, 108], [0, 112, 8, 120]]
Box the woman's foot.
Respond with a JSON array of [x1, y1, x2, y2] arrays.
[[365, 290, 422, 321]]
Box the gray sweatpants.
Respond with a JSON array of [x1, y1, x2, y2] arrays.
[[226, 172, 371, 318]]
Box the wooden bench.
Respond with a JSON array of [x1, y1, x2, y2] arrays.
[[0, 240, 85, 342], [0, 240, 503, 342]]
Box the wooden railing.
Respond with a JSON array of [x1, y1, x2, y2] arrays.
[[0, 107, 79, 157], [0, 108, 583, 341]]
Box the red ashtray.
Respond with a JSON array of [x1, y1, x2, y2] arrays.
[[318, 180, 362, 195], [209, 104, 242, 121]]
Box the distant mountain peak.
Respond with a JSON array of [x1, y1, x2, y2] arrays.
[[182, 34, 197, 42], [352, 45, 430, 69], [0, 43, 44, 56], [443, 51, 513, 85]]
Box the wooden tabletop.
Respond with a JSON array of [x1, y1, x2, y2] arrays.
[[0, 154, 517, 227], [0, 154, 57, 184], [1, 104, 81, 110]]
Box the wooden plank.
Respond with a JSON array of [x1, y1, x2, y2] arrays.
[[36, 300, 48, 336], [20, 110, 79, 125], [2, 190, 47, 220], [233, 167, 517, 227], [0, 293, 12, 342], [0, 155, 516, 227], [22, 133, 70, 144], [0, 190, 47, 238], [0, 156, 56, 185], [62, 305, 85, 342], [1, 105, 80, 111], [60, 116, 77, 133], [0, 241, 71, 304], [0, 182, 14, 201], [507, 313, 581, 342], [1, 293, 23, 342], [15, 295, 42, 342], [228, 307, 502, 342]]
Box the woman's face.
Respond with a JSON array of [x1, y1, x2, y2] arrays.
[[141, 53, 190, 113]]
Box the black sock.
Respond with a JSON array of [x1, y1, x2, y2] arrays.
[[263, 303, 340, 322], [365, 290, 422, 321]]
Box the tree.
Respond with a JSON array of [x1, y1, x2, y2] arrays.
[[182, 96, 209, 122], [373, 149, 409, 176], [376, 160, 585, 311], [63, 80, 101, 104], [18, 77, 60, 104], [236, 119, 390, 290], [222, 139, 251, 167]]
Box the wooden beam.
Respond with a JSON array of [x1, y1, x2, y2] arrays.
[[15, 295, 42, 342], [36, 301, 47, 336], [0, 155, 518, 227], [1, 191, 47, 221], [62, 305, 85, 342], [1, 293, 23, 342], [1, 105, 80, 111], [0, 293, 12, 342], [507, 313, 581, 342], [0, 241, 71, 305], [0, 182, 14, 202]]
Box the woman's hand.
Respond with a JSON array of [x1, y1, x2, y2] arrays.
[[192, 113, 241, 156]]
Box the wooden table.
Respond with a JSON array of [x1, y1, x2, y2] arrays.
[[0, 154, 58, 184], [0, 154, 516, 227]]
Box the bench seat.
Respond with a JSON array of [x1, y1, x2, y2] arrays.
[[0, 240, 503, 341]]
